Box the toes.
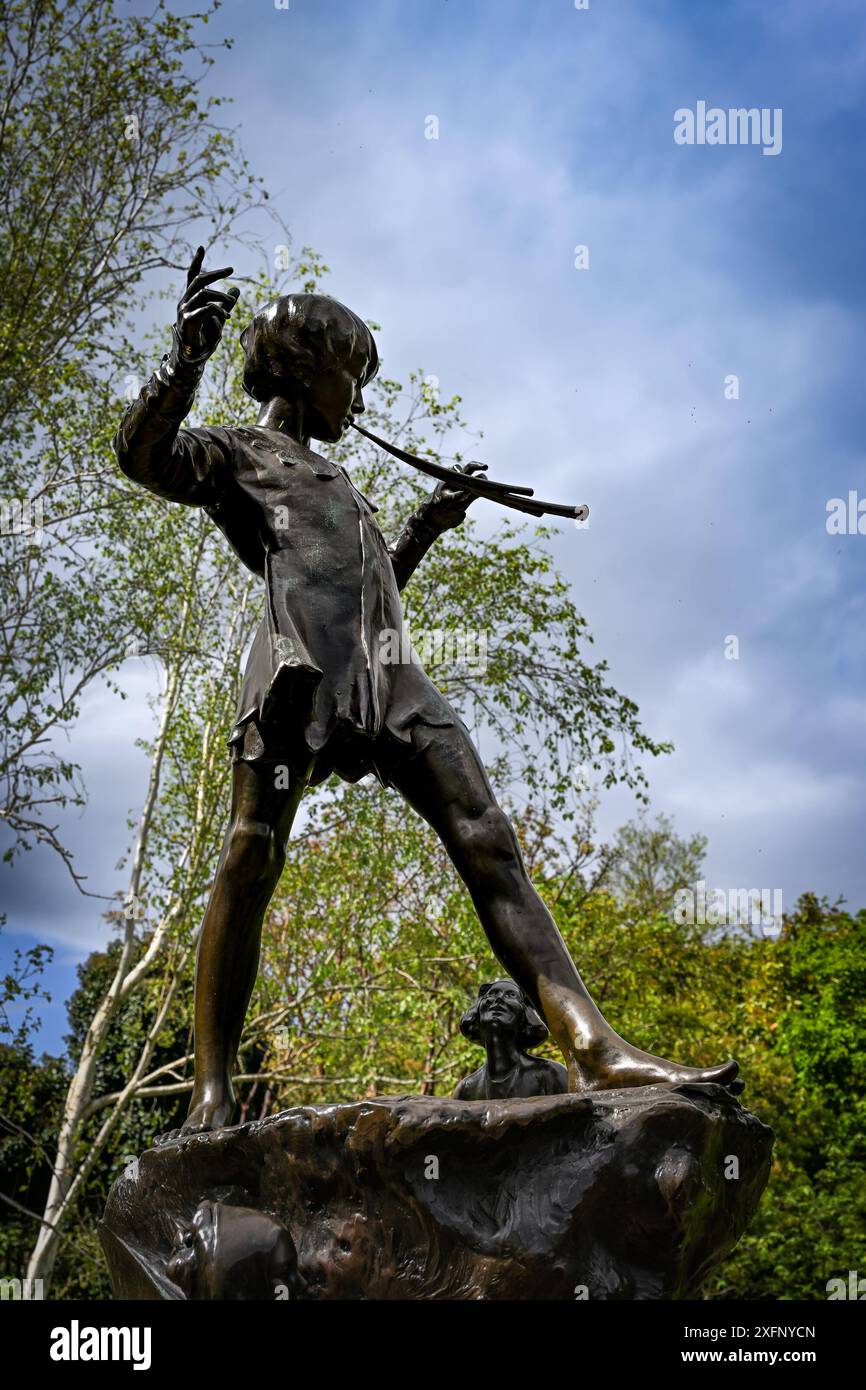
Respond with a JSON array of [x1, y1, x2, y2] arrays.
[[705, 1058, 739, 1084], [726, 1078, 745, 1096], [152, 1121, 215, 1146]]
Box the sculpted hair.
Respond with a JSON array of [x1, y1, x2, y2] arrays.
[[460, 980, 549, 1051], [239, 293, 379, 402]]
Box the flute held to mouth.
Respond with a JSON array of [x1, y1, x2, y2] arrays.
[[350, 420, 589, 523]]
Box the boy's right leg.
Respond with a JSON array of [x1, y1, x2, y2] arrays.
[[386, 722, 740, 1095], [178, 755, 312, 1137]]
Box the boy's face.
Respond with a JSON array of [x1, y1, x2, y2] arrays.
[[302, 343, 371, 443]]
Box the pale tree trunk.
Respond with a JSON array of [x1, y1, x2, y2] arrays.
[[25, 648, 186, 1287], [26, 563, 256, 1290], [61, 576, 256, 1194], [26, 542, 204, 1287]]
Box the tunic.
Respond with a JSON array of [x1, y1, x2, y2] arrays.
[[114, 338, 456, 787]]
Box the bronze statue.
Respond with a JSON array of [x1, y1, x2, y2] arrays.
[[115, 248, 740, 1137], [166, 1200, 302, 1300], [453, 979, 568, 1099]]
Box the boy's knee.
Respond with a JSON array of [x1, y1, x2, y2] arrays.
[[224, 816, 284, 882], [455, 804, 518, 873]]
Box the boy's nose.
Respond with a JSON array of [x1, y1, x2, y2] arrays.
[[352, 391, 365, 415]]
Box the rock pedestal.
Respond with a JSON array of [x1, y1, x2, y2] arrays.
[[100, 1083, 772, 1300]]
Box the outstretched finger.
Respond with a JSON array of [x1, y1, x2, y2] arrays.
[[186, 265, 234, 297], [183, 287, 239, 313], [186, 246, 205, 286]]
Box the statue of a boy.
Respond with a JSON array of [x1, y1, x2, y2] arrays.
[[116, 249, 739, 1135]]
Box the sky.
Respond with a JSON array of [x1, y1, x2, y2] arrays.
[[3, 0, 865, 1054]]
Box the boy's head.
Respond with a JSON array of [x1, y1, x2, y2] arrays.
[[240, 293, 379, 443]]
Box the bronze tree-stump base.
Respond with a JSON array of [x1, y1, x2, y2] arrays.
[[100, 1083, 772, 1300]]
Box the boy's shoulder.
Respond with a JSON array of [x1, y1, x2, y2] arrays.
[[220, 424, 341, 480]]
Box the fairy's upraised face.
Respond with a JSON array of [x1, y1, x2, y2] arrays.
[[477, 979, 525, 1033]]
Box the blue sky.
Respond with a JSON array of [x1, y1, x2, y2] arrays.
[[3, 0, 865, 1054]]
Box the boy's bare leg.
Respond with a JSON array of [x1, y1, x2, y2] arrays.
[[388, 726, 740, 1094], [169, 756, 311, 1139]]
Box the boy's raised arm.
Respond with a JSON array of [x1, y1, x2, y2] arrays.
[[388, 461, 487, 591], [115, 248, 240, 505]]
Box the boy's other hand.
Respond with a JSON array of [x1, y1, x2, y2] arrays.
[[176, 246, 240, 361], [427, 461, 488, 529]]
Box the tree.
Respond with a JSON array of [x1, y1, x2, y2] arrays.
[[706, 897, 866, 1300], [607, 812, 707, 917], [0, 0, 261, 431], [0, 0, 268, 882]]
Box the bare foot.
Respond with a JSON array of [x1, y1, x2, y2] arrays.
[[567, 1035, 742, 1096], [153, 1086, 237, 1147]]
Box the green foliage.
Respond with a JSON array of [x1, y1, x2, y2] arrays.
[[0, 931, 53, 1048], [608, 812, 708, 916], [0, 0, 260, 431], [706, 897, 866, 1300], [0, 934, 192, 1298], [0, 0, 266, 880], [0, 1040, 71, 1283]]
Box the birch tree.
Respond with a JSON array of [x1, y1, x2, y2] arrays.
[[0, 0, 269, 879]]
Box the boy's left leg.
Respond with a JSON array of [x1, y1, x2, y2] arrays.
[[385, 722, 740, 1094], [161, 754, 312, 1142]]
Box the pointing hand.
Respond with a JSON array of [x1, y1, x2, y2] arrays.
[[176, 246, 240, 361]]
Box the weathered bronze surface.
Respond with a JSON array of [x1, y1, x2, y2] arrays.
[[115, 249, 741, 1139], [165, 1200, 302, 1301], [100, 1085, 772, 1300], [453, 979, 568, 1098]]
